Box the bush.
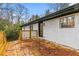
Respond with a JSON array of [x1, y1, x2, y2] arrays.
[[0, 19, 22, 42], [0, 19, 11, 31], [5, 26, 19, 42]]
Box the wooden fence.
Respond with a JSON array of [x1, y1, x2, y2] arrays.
[[0, 31, 7, 55]]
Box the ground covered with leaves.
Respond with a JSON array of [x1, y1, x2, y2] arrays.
[[3, 39, 79, 56]]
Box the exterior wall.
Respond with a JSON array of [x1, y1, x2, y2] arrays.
[[22, 24, 39, 39], [22, 26, 30, 40], [33, 23, 38, 30], [32, 23, 39, 37], [22, 26, 30, 30], [22, 31, 30, 39], [22, 23, 38, 30], [43, 13, 79, 49]]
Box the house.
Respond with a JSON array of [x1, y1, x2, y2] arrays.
[[21, 3, 79, 49]]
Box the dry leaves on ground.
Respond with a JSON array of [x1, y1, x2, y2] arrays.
[[3, 38, 79, 56]]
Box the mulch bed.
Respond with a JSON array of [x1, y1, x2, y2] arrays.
[[21, 38, 79, 56]]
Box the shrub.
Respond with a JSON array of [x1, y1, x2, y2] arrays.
[[0, 19, 22, 42], [5, 25, 20, 42]]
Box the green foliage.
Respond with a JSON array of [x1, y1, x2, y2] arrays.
[[0, 19, 21, 42], [0, 19, 11, 31], [5, 27, 19, 41], [13, 23, 22, 31], [5, 23, 21, 42]]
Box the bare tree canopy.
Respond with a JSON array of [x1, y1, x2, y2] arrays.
[[15, 4, 28, 23], [28, 15, 40, 22], [0, 3, 28, 24], [48, 3, 70, 12], [45, 9, 50, 16]]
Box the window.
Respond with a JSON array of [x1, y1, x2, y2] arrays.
[[60, 15, 75, 28]]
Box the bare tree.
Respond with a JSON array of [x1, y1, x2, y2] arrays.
[[28, 15, 39, 22], [15, 4, 26, 23], [5, 3, 14, 22], [0, 3, 14, 22], [45, 9, 50, 16], [0, 3, 4, 19], [10, 9, 14, 23], [22, 6, 28, 23], [0, 3, 29, 24], [48, 3, 70, 12]]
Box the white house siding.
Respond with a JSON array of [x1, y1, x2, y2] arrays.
[[33, 23, 38, 30], [43, 13, 79, 49], [22, 26, 30, 40], [23, 26, 30, 30], [32, 23, 39, 37]]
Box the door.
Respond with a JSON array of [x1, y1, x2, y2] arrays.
[[38, 22, 43, 37]]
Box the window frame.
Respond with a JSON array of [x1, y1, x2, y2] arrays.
[[59, 15, 75, 28]]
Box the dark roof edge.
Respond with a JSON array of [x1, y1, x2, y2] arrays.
[[21, 3, 79, 27]]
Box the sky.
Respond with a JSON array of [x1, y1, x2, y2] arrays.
[[3, 3, 75, 23], [22, 3, 75, 16], [22, 3, 49, 16], [14, 3, 75, 22]]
